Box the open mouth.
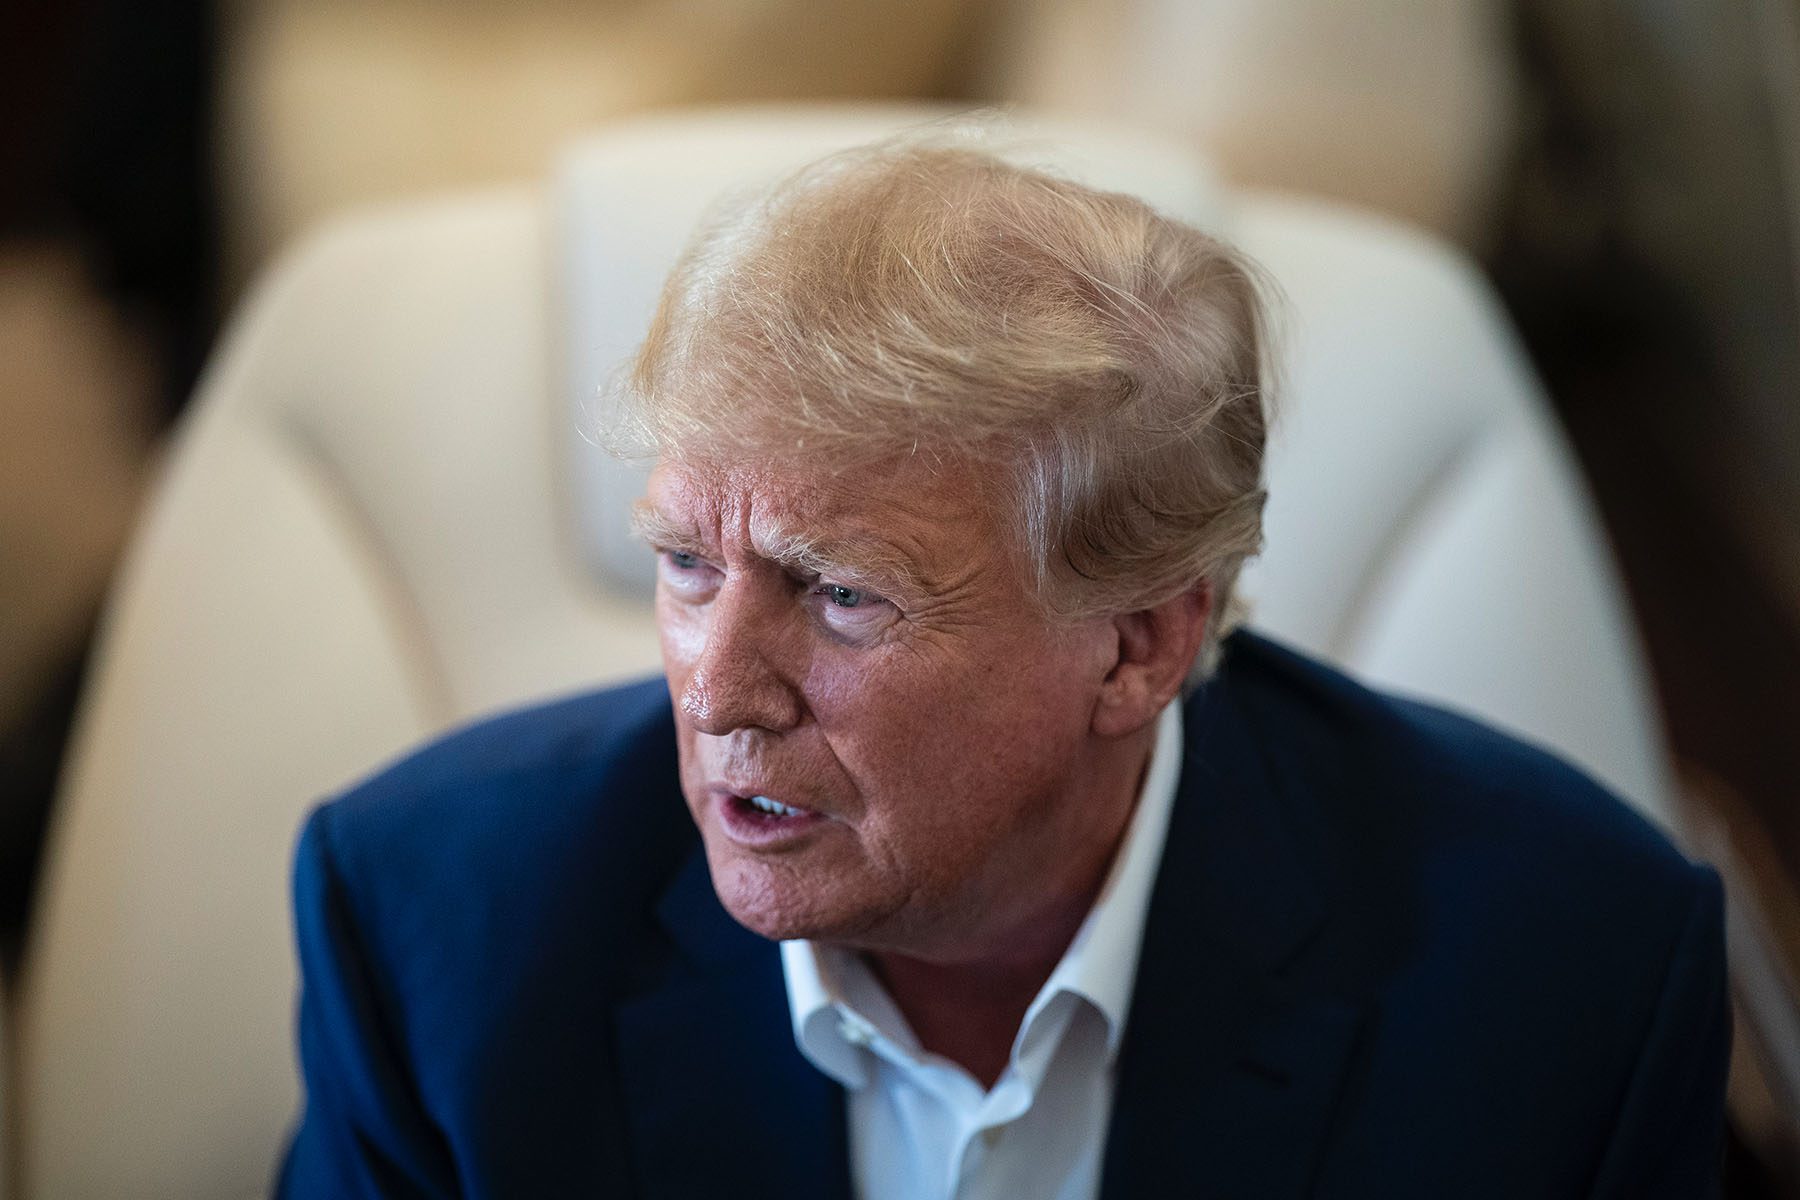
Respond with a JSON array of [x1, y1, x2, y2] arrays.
[[716, 791, 826, 846], [730, 793, 811, 820]]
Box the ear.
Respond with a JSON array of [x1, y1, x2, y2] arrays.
[[1091, 582, 1212, 738]]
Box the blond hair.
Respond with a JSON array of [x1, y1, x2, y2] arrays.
[[612, 133, 1274, 679]]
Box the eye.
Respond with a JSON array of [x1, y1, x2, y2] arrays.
[[821, 583, 867, 608], [807, 579, 897, 640], [657, 548, 720, 598]]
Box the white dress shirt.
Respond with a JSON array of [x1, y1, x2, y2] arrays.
[[781, 701, 1185, 1200]]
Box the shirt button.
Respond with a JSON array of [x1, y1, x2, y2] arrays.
[[837, 1015, 874, 1047], [981, 1126, 1003, 1149]]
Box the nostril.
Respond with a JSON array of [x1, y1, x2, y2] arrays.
[[678, 636, 804, 735], [679, 673, 725, 733]]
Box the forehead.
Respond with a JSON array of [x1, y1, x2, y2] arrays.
[[650, 451, 979, 513], [643, 453, 1007, 585]]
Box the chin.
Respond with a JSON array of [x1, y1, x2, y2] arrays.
[[704, 848, 883, 945]]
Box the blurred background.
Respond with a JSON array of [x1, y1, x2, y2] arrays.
[[1, 0, 1795, 1193]]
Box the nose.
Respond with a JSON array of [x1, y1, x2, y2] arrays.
[[676, 580, 805, 736]]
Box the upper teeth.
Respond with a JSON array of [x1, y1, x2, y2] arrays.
[[749, 795, 803, 817]]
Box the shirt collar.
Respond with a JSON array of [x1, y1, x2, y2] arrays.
[[781, 699, 1186, 1085]]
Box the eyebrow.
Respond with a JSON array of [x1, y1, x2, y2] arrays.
[[630, 501, 932, 601], [629, 503, 710, 556]]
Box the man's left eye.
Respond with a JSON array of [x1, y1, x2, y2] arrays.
[[809, 582, 896, 634], [795, 575, 899, 639], [821, 583, 867, 608]]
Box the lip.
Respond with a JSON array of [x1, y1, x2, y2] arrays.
[[710, 787, 831, 850]]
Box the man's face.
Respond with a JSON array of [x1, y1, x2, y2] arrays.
[[642, 453, 1133, 960]]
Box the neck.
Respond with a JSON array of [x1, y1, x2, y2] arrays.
[[861, 722, 1159, 1088], [865, 896, 1091, 1088]]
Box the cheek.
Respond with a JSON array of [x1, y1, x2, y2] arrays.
[[655, 590, 706, 676], [799, 642, 962, 751], [657, 596, 707, 802], [804, 636, 1093, 816]]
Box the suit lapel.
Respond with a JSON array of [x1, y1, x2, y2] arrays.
[[1101, 667, 1368, 1200], [614, 847, 852, 1200]]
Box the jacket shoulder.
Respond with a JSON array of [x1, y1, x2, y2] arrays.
[[1218, 631, 1702, 900], [286, 677, 689, 1185], [295, 674, 690, 1012], [315, 674, 680, 865], [332, 675, 672, 807], [1211, 633, 1728, 1188]]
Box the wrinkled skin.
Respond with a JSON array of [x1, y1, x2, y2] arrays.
[[644, 452, 1202, 973]]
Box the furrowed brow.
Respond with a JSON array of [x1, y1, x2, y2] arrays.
[[629, 502, 709, 554], [631, 501, 933, 601], [757, 521, 930, 601]]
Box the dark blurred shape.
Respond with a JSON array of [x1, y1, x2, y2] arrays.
[[27, 0, 218, 417], [1492, 3, 1800, 1188], [1731, 1119, 1794, 1200], [72, 1, 218, 418], [1493, 0, 1800, 894], [0, 643, 88, 973], [0, 0, 217, 969], [0, 0, 81, 228]]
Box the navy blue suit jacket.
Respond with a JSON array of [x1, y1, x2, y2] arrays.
[[276, 632, 1728, 1199]]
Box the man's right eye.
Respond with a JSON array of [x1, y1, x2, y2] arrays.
[[658, 549, 720, 598]]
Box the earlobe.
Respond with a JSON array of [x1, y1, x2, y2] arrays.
[[1091, 583, 1212, 738]]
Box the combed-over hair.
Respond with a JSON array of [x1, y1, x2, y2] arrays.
[[612, 132, 1274, 680]]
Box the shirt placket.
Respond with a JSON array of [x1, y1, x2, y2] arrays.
[[947, 1069, 1034, 1200]]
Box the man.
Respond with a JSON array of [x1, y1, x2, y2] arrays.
[[276, 138, 1729, 1199]]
